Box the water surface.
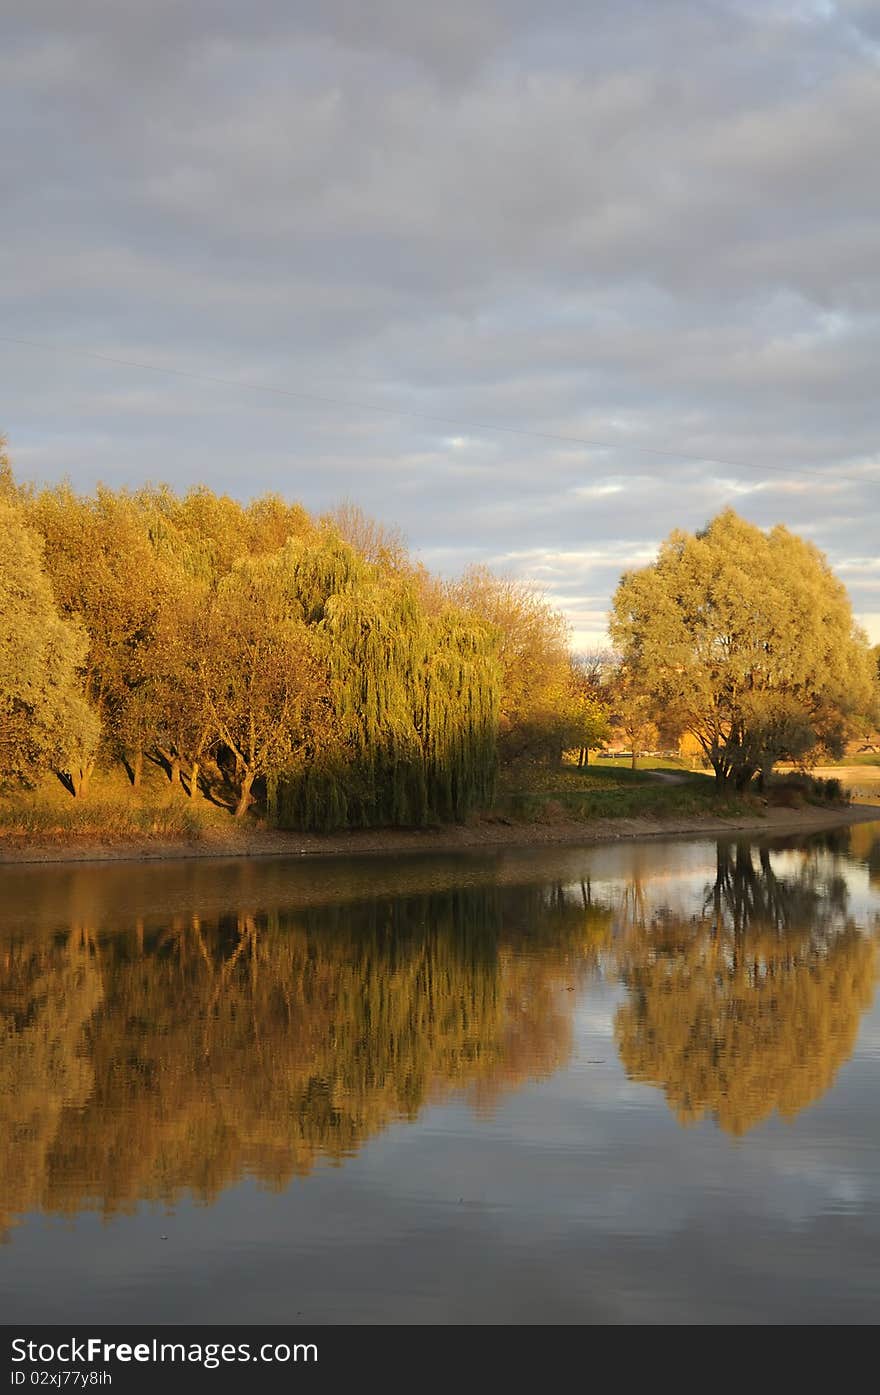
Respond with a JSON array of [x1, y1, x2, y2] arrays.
[[2, 824, 879, 1323]]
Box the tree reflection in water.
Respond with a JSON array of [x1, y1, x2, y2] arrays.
[[0, 881, 609, 1237], [615, 839, 878, 1134], [1, 836, 878, 1235]]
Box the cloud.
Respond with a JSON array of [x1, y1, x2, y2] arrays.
[[1, 1, 879, 640]]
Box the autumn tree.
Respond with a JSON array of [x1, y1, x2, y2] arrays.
[[199, 553, 329, 816], [324, 500, 408, 570], [609, 667, 659, 770], [852, 644, 880, 752], [0, 498, 99, 793], [610, 509, 877, 788], [137, 484, 308, 583], [450, 566, 570, 764], [1, 446, 529, 823], [566, 656, 612, 766], [27, 484, 167, 788], [145, 574, 213, 795]]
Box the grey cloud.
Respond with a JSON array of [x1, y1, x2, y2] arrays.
[[1, 1, 879, 644]]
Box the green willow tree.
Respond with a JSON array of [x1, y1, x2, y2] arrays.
[[275, 532, 500, 830]]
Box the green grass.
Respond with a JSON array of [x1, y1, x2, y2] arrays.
[[591, 753, 698, 773], [494, 761, 746, 822], [494, 783, 751, 822], [493, 757, 861, 823], [500, 759, 712, 793]]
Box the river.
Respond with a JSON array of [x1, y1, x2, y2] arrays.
[[2, 822, 879, 1323]]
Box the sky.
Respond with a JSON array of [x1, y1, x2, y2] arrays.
[[2, 0, 880, 649]]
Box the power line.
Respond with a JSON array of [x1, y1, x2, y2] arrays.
[[2, 333, 878, 492]]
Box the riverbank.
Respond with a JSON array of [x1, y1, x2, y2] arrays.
[[1, 800, 878, 865]]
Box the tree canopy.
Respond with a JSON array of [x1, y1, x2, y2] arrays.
[[449, 565, 574, 763], [610, 509, 878, 787], [0, 496, 98, 793], [2, 439, 877, 821], [1, 449, 513, 826]]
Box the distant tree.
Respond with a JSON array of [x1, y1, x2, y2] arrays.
[[324, 500, 408, 570], [449, 566, 570, 764], [860, 644, 880, 750], [0, 437, 17, 500], [611, 674, 659, 770], [567, 657, 612, 766], [610, 509, 877, 788]]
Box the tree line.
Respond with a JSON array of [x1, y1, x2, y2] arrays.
[[0, 441, 600, 826], [1, 438, 878, 823]]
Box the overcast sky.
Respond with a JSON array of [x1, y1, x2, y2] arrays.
[[2, 1, 879, 648]]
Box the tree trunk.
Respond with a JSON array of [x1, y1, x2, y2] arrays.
[[151, 746, 176, 781], [235, 771, 255, 818], [72, 760, 94, 799], [132, 746, 143, 790], [631, 750, 637, 770], [186, 761, 200, 798]]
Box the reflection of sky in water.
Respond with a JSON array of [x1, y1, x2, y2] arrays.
[[1, 825, 879, 1323], [557, 831, 880, 927]]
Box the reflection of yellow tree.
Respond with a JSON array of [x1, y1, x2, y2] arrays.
[[0, 930, 103, 1238], [614, 844, 879, 1135], [1, 884, 611, 1230]]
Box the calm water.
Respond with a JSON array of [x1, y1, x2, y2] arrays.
[[2, 824, 880, 1324]]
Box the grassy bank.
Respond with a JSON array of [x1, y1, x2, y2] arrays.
[[495, 761, 755, 822], [0, 765, 233, 848], [0, 755, 862, 853]]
